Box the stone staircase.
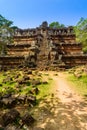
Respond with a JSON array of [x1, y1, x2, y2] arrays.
[[36, 35, 50, 69]]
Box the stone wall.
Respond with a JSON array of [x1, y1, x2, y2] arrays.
[[0, 22, 87, 70], [0, 56, 24, 70], [62, 55, 87, 68]]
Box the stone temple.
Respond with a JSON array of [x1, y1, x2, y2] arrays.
[[0, 21, 87, 70]]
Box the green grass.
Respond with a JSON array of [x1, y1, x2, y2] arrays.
[[67, 73, 87, 97], [36, 79, 54, 100], [20, 86, 33, 95], [0, 73, 5, 82], [0, 70, 54, 101]]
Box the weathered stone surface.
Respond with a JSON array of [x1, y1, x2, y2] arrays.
[[33, 87, 40, 95], [4, 124, 21, 130], [17, 95, 26, 104], [21, 113, 35, 126], [31, 79, 41, 86], [23, 75, 30, 81], [2, 109, 20, 126], [29, 87, 39, 95], [17, 78, 26, 85], [2, 93, 11, 98], [27, 70, 32, 75], [1, 97, 17, 108], [14, 73, 21, 79], [26, 95, 36, 106], [0, 115, 4, 128]]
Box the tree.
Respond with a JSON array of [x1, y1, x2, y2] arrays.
[[74, 17, 87, 53], [0, 14, 17, 55], [49, 22, 65, 28]]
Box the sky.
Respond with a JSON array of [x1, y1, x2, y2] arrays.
[[0, 0, 87, 29]]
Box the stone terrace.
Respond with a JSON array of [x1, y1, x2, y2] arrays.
[[0, 21, 87, 70]]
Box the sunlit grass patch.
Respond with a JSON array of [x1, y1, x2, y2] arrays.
[[67, 73, 87, 96]]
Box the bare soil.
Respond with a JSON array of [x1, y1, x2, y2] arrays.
[[30, 71, 87, 130]]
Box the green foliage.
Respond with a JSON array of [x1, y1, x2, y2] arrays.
[[74, 17, 87, 53], [49, 21, 65, 28], [0, 14, 17, 55]]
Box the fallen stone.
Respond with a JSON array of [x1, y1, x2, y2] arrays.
[[14, 73, 21, 79], [31, 79, 41, 86], [26, 95, 36, 106], [17, 79, 26, 85], [21, 113, 35, 126], [2, 98, 16, 108], [23, 75, 30, 81], [17, 95, 26, 104], [33, 87, 40, 95], [0, 115, 4, 128], [42, 81, 48, 84], [26, 70, 32, 75], [1, 95, 17, 108], [2, 93, 11, 98], [2, 109, 20, 126], [74, 73, 82, 78], [4, 124, 21, 130]]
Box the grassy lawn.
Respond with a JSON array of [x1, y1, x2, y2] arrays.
[[37, 78, 54, 100], [67, 72, 87, 97]]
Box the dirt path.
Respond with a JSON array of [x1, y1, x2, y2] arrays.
[[52, 72, 87, 130], [53, 72, 82, 103], [31, 72, 87, 130]]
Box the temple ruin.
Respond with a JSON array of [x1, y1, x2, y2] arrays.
[[0, 21, 87, 70]]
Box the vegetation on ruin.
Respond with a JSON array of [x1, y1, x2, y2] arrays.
[[49, 18, 87, 53], [0, 14, 17, 55], [49, 21, 65, 28], [0, 69, 56, 129], [0, 69, 54, 100], [74, 17, 87, 53]]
